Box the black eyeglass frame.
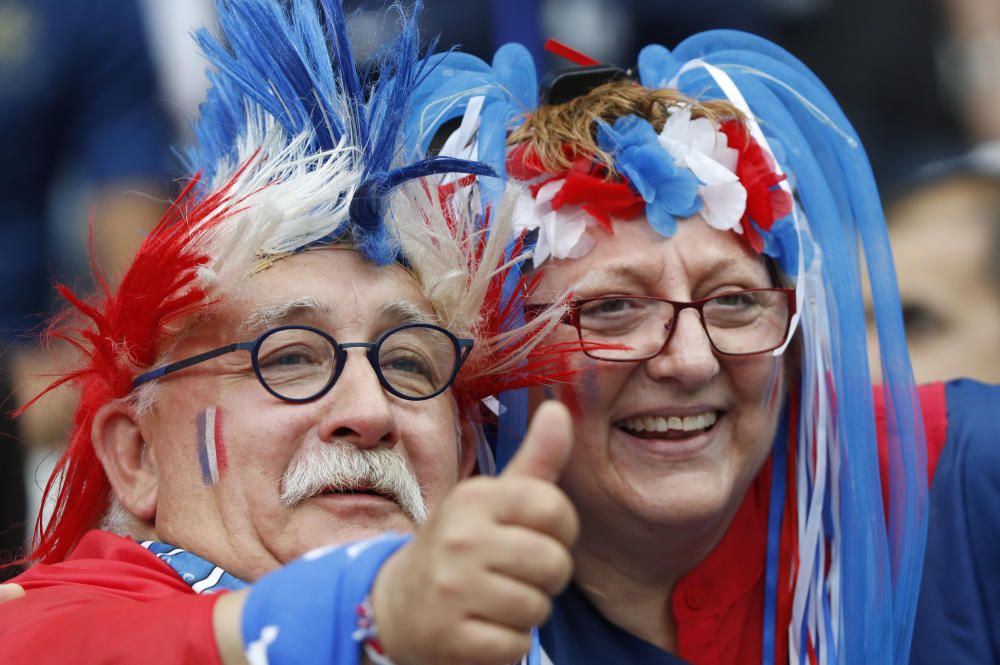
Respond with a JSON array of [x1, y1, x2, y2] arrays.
[[131, 323, 475, 402], [554, 287, 797, 361]]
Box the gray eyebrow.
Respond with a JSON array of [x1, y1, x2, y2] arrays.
[[240, 297, 335, 335], [239, 298, 436, 337], [374, 301, 438, 327]]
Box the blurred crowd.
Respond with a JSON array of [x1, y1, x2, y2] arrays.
[[1, 0, 999, 580]]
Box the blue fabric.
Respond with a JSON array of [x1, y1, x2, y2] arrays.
[[138, 540, 248, 594], [0, 0, 172, 336], [242, 533, 410, 665], [910, 379, 1000, 665], [540, 584, 691, 665]]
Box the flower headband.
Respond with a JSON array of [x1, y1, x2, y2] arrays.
[[504, 102, 793, 267]]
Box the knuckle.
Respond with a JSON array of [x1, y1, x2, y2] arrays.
[[428, 566, 465, 600], [530, 487, 572, 529], [440, 523, 479, 555], [531, 540, 573, 593], [521, 590, 553, 626], [450, 626, 526, 665], [548, 547, 574, 593], [563, 503, 581, 544]]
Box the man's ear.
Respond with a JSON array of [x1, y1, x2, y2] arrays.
[[92, 400, 158, 521], [458, 419, 481, 480]]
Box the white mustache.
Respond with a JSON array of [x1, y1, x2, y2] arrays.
[[280, 441, 428, 524]]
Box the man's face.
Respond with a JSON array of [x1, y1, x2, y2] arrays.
[[528, 218, 785, 546], [139, 248, 473, 581], [866, 177, 1000, 383]]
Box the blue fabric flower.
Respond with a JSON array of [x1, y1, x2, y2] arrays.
[[596, 115, 702, 237], [761, 215, 804, 277]]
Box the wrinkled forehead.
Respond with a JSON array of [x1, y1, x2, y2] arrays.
[[173, 248, 438, 351], [242, 247, 435, 324], [530, 215, 771, 298]]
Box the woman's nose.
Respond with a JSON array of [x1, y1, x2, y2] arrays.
[[643, 309, 720, 388]]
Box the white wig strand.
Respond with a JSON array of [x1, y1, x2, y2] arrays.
[[390, 180, 575, 393]]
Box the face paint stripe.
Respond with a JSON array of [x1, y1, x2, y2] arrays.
[[213, 408, 228, 475], [205, 407, 220, 485], [196, 409, 212, 485]]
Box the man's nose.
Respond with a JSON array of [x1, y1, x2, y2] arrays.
[[315, 349, 399, 449], [643, 309, 720, 388]]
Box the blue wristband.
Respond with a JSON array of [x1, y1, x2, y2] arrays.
[[241, 533, 411, 665]]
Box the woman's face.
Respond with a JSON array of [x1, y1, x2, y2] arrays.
[[529, 217, 787, 538]]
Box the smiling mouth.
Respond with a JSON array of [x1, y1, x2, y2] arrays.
[[614, 412, 719, 440]]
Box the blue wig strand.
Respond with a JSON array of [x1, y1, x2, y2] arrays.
[[405, 42, 537, 210], [665, 31, 926, 663], [763, 406, 790, 665], [190, 0, 493, 265]]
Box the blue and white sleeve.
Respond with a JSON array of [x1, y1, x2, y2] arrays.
[[241, 533, 411, 665]]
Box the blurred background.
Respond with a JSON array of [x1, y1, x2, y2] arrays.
[[2, 0, 999, 579]]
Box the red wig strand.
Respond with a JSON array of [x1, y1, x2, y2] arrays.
[[21, 161, 258, 565]]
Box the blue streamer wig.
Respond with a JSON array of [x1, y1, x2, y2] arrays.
[[406, 30, 928, 665]]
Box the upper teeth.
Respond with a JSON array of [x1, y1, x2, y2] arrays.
[[618, 412, 717, 433]]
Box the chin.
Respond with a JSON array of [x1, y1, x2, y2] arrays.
[[280, 507, 416, 562], [619, 469, 738, 529]]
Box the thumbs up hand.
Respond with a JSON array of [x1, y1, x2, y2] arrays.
[[371, 402, 579, 665]]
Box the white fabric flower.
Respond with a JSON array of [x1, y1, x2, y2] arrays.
[[657, 107, 747, 231], [513, 179, 596, 267]]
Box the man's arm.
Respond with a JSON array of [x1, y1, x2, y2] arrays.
[[214, 589, 250, 665], [0, 585, 225, 665]]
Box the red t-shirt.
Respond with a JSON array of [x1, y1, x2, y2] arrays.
[[0, 531, 223, 664]]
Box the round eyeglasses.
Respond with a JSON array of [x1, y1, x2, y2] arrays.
[[132, 323, 474, 402], [560, 288, 796, 361]]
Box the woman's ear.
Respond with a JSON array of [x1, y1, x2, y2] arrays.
[[92, 400, 158, 522]]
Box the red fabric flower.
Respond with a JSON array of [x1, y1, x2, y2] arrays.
[[721, 120, 793, 253], [507, 146, 645, 233], [506, 143, 548, 180], [551, 159, 644, 232]]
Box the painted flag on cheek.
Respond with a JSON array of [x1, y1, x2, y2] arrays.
[[196, 407, 227, 485]]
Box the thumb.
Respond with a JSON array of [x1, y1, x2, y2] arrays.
[[501, 400, 573, 482]]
